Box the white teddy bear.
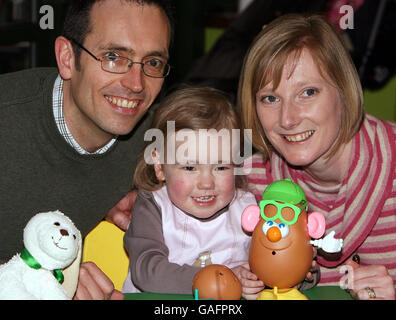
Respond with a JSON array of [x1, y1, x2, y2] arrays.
[[0, 210, 81, 300]]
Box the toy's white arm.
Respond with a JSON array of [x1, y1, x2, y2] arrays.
[[310, 231, 343, 253]]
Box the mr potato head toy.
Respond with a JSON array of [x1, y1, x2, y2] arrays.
[[242, 179, 343, 300]]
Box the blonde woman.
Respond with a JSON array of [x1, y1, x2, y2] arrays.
[[238, 13, 395, 300]]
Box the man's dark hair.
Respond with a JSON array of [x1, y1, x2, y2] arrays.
[[62, 0, 174, 69]]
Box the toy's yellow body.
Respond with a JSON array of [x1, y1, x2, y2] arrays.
[[257, 287, 308, 300]]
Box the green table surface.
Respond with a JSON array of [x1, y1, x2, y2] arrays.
[[124, 286, 353, 300]]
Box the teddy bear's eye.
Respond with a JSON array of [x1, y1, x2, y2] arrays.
[[54, 222, 60, 226], [73, 235, 76, 240]]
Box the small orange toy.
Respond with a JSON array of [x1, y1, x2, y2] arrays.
[[192, 264, 242, 300]]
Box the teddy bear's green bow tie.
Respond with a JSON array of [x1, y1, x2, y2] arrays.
[[20, 248, 64, 284]]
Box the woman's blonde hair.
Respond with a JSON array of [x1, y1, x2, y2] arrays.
[[134, 86, 246, 191], [237, 13, 364, 160]]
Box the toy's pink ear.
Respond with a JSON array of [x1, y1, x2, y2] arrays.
[[241, 205, 261, 232], [307, 211, 326, 239]]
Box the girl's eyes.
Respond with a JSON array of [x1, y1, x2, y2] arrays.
[[182, 166, 196, 171], [180, 165, 231, 172], [215, 166, 231, 171]]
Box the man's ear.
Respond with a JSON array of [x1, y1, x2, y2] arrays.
[[54, 36, 74, 80], [152, 150, 165, 182]]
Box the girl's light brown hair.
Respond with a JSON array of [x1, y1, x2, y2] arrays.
[[237, 13, 364, 160], [134, 86, 246, 191]]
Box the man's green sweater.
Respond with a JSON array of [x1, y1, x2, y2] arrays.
[[0, 68, 152, 263]]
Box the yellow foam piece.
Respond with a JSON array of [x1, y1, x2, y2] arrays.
[[82, 220, 129, 291]]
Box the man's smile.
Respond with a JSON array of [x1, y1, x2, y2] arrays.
[[105, 95, 139, 109]]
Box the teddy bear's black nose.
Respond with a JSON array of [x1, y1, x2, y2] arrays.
[[60, 229, 69, 236]]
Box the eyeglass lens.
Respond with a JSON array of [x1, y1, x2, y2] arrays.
[[260, 201, 300, 223], [101, 56, 168, 77]]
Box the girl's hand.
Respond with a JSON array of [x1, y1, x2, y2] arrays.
[[232, 262, 265, 300], [302, 247, 318, 283], [296, 248, 319, 290], [343, 259, 395, 300], [304, 260, 319, 282], [105, 190, 137, 231]]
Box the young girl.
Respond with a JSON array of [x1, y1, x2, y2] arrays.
[[122, 86, 264, 298]]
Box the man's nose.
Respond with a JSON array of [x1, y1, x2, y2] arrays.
[[120, 63, 144, 93]]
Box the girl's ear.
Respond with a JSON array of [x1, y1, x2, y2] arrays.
[[152, 150, 165, 182]]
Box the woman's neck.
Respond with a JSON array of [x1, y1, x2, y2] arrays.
[[302, 140, 353, 187]]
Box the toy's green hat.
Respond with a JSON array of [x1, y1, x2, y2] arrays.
[[262, 179, 307, 206]]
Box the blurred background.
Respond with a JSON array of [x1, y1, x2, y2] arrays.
[[0, 0, 394, 120]]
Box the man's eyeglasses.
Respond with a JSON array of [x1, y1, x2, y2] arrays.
[[70, 39, 170, 78], [259, 199, 308, 225]]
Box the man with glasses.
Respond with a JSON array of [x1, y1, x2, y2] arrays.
[[0, 0, 172, 299]]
